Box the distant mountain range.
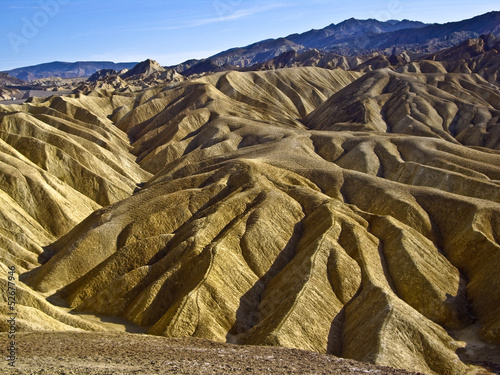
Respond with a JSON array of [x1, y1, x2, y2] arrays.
[[3, 61, 138, 81], [173, 11, 500, 75], [2, 11, 499, 81]]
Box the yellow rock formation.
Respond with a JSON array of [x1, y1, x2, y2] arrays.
[[1, 66, 499, 374]]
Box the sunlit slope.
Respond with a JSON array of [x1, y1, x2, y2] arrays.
[[0, 92, 151, 332], [4, 67, 500, 374]]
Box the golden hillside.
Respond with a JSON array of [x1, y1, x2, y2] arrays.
[[1, 66, 499, 374]]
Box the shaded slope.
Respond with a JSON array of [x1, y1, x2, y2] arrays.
[[18, 67, 500, 374], [371, 11, 500, 52], [305, 68, 500, 149], [286, 18, 427, 50]]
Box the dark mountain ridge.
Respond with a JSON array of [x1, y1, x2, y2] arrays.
[[3, 61, 138, 81], [286, 17, 428, 50], [173, 11, 500, 75], [369, 10, 500, 51]]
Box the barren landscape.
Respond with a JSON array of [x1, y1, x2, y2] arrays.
[[1, 331, 430, 374], [1, 10, 500, 375]]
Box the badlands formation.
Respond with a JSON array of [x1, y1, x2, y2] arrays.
[[1, 46, 500, 374]]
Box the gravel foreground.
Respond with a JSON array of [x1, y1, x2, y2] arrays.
[[0, 332, 426, 375]]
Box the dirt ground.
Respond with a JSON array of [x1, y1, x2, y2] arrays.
[[0, 331, 428, 375]]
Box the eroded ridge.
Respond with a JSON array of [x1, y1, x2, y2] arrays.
[[1, 67, 499, 374]]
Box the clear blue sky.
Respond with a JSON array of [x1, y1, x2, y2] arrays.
[[0, 0, 498, 71]]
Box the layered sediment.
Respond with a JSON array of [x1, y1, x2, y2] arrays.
[[1, 65, 499, 374]]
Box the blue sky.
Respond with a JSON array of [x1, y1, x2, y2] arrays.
[[1, 0, 498, 71]]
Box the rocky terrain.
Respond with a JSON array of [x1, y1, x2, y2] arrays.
[[0, 331, 426, 374], [0, 73, 24, 87], [0, 87, 20, 102], [0, 72, 83, 104], [82, 59, 185, 91], [1, 22, 500, 375], [0, 73, 24, 102]]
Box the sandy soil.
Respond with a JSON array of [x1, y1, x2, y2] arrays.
[[0, 332, 427, 375], [451, 324, 500, 375]]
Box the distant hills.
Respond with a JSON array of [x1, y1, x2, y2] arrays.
[[3, 61, 138, 81], [174, 11, 500, 74], [2, 11, 499, 81], [0, 72, 24, 86]]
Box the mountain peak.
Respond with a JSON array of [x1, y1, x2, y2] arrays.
[[338, 17, 364, 25], [120, 59, 166, 79]]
